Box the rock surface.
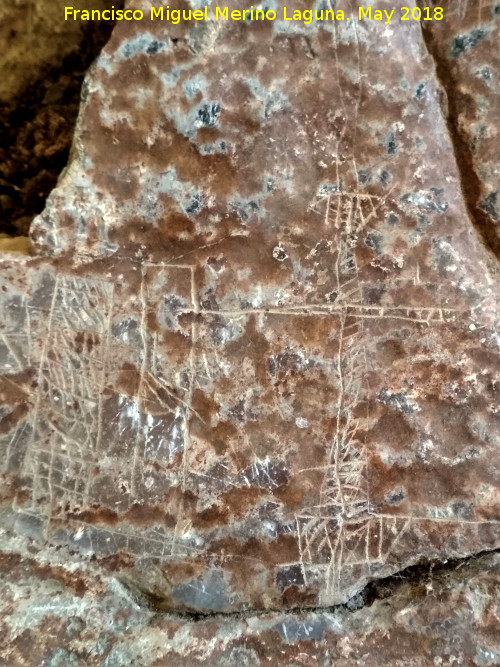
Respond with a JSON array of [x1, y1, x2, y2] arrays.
[[1, 549, 499, 666], [1, 0, 500, 662], [417, 0, 500, 258]]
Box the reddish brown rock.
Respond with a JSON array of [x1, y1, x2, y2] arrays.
[[1, 0, 499, 656], [0, 548, 499, 665]]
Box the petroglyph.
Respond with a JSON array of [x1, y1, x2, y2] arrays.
[[2, 233, 491, 601], [1, 0, 500, 620]]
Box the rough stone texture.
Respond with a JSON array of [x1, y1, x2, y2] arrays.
[[1, 0, 500, 662], [1, 549, 499, 666], [417, 0, 500, 259]]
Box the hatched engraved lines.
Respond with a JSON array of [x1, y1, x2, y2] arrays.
[[296, 303, 373, 594], [294, 185, 404, 593], [62, 520, 203, 560], [21, 275, 113, 523], [195, 304, 458, 324], [0, 333, 27, 372], [129, 265, 149, 498], [9, 254, 467, 567], [135, 264, 197, 558], [309, 188, 383, 236], [0, 293, 35, 372]]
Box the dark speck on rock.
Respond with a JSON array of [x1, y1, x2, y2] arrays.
[[185, 193, 202, 215], [232, 200, 259, 221], [365, 231, 384, 255], [385, 131, 398, 156], [358, 169, 371, 185], [415, 83, 426, 100], [379, 169, 391, 187], [450, 28, 488, 59], [326, 291, 338, 303], [266, 177, 276, 193], [363, 285, 386, 305], [273, 246, 288, 262], [451, 501, 473, 520], [379, 388, 416, 415], [480, 191, 499, 221], [198, 102, 221, 127], [276, 564, 305, 591], [480, 66, 492, 81], [386, 488, 406, 505], [146, 40, 163, 55]]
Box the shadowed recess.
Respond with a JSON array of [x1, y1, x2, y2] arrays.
[[0, 0, 123, 238]]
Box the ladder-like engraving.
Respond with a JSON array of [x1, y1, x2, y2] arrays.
[[295, 195, 374, 594], [0, 292, 34, 372], [130, 264, 198, 557], [20, 275, 114, 523], [5, 242, 474, 573], [290, 173, 456, 593], [11, 265, 202, 557], [194, 304, 458, 325], [296, 313, 372, 594]]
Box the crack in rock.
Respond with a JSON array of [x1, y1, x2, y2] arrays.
[[416, 1, 500, 263], [117, 548, 500, 621]]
